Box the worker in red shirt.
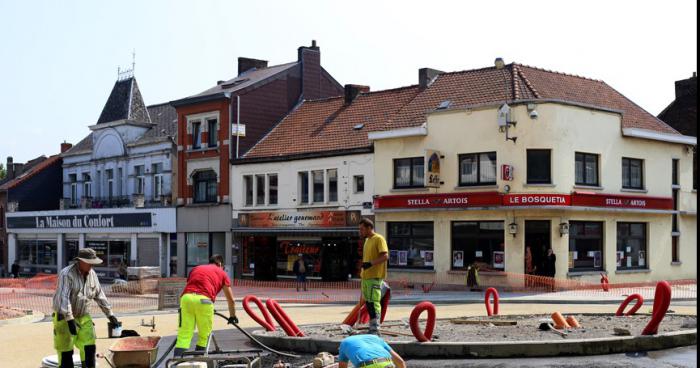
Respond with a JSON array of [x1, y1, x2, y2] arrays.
[[174, 254, 238, 356]]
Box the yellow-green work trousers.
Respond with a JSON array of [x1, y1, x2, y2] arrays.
[[176, 293, 215, 350]]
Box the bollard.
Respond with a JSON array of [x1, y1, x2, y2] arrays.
[[409, 301, 436, 342]]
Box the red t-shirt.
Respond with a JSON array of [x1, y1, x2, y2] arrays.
[[182, 264, 231, 302]]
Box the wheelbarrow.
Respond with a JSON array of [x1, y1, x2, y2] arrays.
[[102, 336, 170, 368]]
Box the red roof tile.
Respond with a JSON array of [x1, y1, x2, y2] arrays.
[[0, 155, 62, 191]]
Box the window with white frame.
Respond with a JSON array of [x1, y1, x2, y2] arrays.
[[354, 175, 364, 193], [117, 168, 123, 196], [152, 163, 164, 198], [256, 174, 266, 205], [69, 174, 77, 205], [312, 170, 324, 202], [82, 173, 92, 198], [106, 169, 114, 198], [299, 172, 309, 204], [134, 165, 145, 194], [459, 152, 497, 186], [243, 175, 254, 206], [328, 169, 338, 202], [268, 174, 278, 205]]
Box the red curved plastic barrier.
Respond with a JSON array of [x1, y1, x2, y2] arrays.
[[344, 290, 391, 326], [642, 281, 672, 335], [600, 273, 610, 292], [409, 301, 436, 342], [342, 303, 364, 326], [484, 287, 499, 316], [266, 299, 305, 337], [380, 288, 391, 323], [616, 293, 644, 316], [242, 295, 275, 331]]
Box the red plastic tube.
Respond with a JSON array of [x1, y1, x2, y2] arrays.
[[600, 273, 610, 292], [380, 288, 391, 323], [615, 293, 644, 316], [642, 281, 672, 335], [342, 303, 364, 326], [266, 299, 305, 337], [484, 287, 500, 316], [242, 295, 275, 331], [409, 301, 436, 342]]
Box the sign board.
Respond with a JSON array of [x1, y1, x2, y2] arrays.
[[571, 192, 673, 210], [238, 210, 361, 228], [424, 149, 441, 188], [232, 124, 246, 137], [502, 194, 571, 206], [501, 164, 514, 181], [374, 192, 501, 209], [158, 278, 187, 310], [7, 213, 152, 229]]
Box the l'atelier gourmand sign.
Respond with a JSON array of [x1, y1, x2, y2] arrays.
[[7, 213, 153, 229], [238, 210, 362, 228]]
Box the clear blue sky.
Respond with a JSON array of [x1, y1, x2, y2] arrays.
[[0, 0, 696, 163]]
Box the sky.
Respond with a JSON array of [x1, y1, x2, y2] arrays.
[[0, 0, 697, 163]]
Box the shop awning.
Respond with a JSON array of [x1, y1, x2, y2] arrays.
[[231, 227, 359, 236]]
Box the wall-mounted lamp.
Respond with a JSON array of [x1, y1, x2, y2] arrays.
[[559, 222, 570, 236], [507, 222, 518, 237]]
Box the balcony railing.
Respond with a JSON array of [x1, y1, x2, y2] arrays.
[[60, 195, 173, 209]]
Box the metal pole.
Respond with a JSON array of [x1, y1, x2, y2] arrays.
[[236, 95, 241, 159]]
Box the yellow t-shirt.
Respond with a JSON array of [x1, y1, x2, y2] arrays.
[[361, 233, 389, 280]]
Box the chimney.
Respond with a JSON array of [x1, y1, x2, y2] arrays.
[[238, 57, 268, 76], [298, 40, 322, 100], [60, 142, 73, 153], [495, 57, 505, 69], [419, 68, 444, 89], [12, 163, 24, 179], [344, 84, 370, 104], [6, 156, 13, 179], [674, 72, 697, 99]]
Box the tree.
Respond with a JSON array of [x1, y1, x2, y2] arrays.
[[0, 162, 5, 180]]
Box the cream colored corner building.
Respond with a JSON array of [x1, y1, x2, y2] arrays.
[[370, 102, 696, 285]]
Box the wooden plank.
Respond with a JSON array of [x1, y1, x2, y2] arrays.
[[450, 319, 517, 326]]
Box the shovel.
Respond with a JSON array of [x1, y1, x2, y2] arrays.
[[538, 322, 567, 338]]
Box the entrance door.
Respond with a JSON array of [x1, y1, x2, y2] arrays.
[[524, 220, 551, 277], [252, 236, 277, 281]]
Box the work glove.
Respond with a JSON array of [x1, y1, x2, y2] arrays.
[[227, 315, 239, 325], [108, 315, 120, 326], [67, 319, 78, 336], [362, 262, 373, 270]]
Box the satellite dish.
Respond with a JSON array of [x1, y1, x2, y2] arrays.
[[497, 103, 511, 127]]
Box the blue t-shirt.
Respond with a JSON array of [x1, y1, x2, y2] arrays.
[[338, 334, 392, 366]]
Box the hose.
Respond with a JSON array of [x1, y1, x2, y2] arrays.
[[214, 312, 301, 359]]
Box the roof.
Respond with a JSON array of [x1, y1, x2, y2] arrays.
[[63, 102, 177, 156], [658, 75, 697, 137], [97, 77, 150, 124], [241, 86, 421, 160], [382, 63, 680, 135], [0, 155, 61, 191]]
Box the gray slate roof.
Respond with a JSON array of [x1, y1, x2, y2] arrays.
[[97, 77, 151, 124]]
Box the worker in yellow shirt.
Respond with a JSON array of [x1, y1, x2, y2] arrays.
[[358, 218, 389, 335]]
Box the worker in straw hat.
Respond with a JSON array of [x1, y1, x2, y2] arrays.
[[52, 248, 120, 368]]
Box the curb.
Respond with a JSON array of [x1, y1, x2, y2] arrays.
[[0, 311, 45, 326]]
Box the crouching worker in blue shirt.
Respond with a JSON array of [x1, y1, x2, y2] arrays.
[[338, 334, 406, 368]]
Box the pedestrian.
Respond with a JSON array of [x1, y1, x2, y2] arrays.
[[358, 218, 389, 335], [11, 259, 20, 278], [338, 334, 406, 368], [466, 262, 480, 291], [543, 248, 557, 291], [293, 254, 308, 292], [175, 254, 238, 357], [52, 248, 120, 368], [117, 259, 128, 281], [524, 245, 536, 288]]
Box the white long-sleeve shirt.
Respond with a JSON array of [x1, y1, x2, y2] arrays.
[[52, 263, 113, 320]]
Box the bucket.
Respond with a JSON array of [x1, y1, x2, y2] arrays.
[[108, 321, 123, 338], [40, 354, 85, 368]]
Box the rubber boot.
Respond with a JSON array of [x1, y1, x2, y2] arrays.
[[59, 351, 74, 368], [173, 347, 187, 357], [195, 345, 206, 351], [82, 345, 96, 368], [368, 318, 381, 336]]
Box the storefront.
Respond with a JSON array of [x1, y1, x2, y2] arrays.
[[233, 210, 364, 281], [6, 208, 176, 279]]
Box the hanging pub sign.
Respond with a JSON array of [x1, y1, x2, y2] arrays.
[[425, 149, 441, 188], [7, 213, 152, 229]]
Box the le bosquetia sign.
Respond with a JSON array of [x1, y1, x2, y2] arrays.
[[7, 213, 153, 229]]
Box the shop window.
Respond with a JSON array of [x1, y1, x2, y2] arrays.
[[276, 240, 323, 278], [313, 170, 324, 203], [451, 221, 505, 272], [186, 233, 210, 270], [256, 174, 266, 205], [387, 222, 434, 269], [354, 175, 365, 193], [193, 170, 217, 203], [328, 169, 338, 202], [568, 221, 604, 271], [192, 121, 202, 149], [459, 152, 497, 186], [134, 165, 145, 195], [393, 157, 424, 188], [527, 149, 552, 184], [268, 174, 278, 205], [617, 223, 647, 270], [299, 172, 309, 204], [243, 175, 253, 206], [18, 239, 57, 266], [575, 152, 599, 186], [622, 158, 644, 190], [207, 118, 218, 148]]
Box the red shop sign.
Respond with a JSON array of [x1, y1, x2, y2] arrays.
[[502, 193, 571, 206], [571, 192, 673, 210], [373, 191, 501, 209]]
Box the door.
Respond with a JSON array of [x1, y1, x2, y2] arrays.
[[524, 220, 551, 277], [252, 236, 277, 281]]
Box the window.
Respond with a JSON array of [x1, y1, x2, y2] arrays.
[[117, 168, 123, 196], [82, 173, 92, 198], [192, 121, 202, 149], [134, 165, 145, 194], [152, 163, 164, 197], [69, 174, 77, 205], [354, 175, 365, 193], [622, 158, 644, 189], [672, 236, 680, 263], [243, 175, 253, 206], [106, 169, 114, 198], [193, 170, 217, 203], [569, 221, 604, 271], [459, 152, 497, 186], [575, 152, 599, 186], [452, 221, 505, 272], [207, 119, 218, 148], [256, 174, 266, 205], [394, 157, 424, 188], [672, 159, 680, 186], [527, 149, 552, 184], [328, 169, 338, 202], [299, 172, 309, 204], [312, 170, 324, 203], [268, 174, 278, 205], [387, 222, 434, 269], [617, 223, 647, 270]]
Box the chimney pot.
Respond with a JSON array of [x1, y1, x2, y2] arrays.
[[344, 84, 370, 104], [495, 57, 505, 69], [60, 142, 73, 153], [311, 40, 317, 48], [419, 68, 444, 89]]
